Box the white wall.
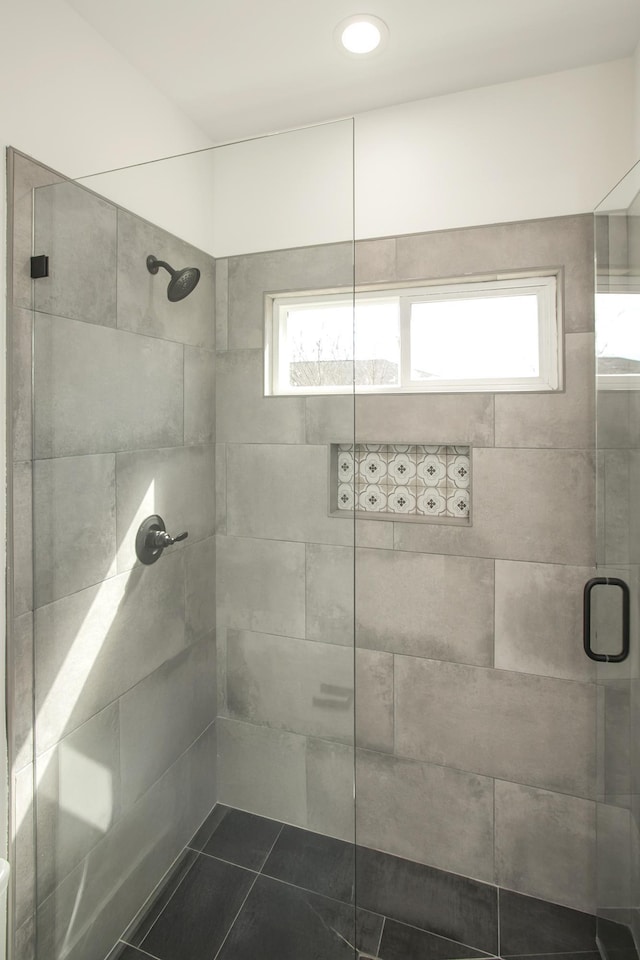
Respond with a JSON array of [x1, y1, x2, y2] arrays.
[[209, 59, 637, 256], [355, 58, 636, 240]]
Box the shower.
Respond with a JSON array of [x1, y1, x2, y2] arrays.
[[146, 253, 201, 301]]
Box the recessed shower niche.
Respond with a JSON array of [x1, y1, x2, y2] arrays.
[[331, 442, 472, 521]]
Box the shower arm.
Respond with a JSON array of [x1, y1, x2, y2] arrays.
[[147, 256, 173, 277]]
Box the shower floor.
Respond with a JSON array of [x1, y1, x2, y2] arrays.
[[105, 805, 628, 960]]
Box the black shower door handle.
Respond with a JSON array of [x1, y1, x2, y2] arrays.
[[583, 577, 630, 663]]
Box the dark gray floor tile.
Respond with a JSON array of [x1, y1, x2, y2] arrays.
[[499, 891, 596, 956], [189, 803, 228, 850], [106, 944, 159, 960], [263, 825, 355, 902], [379, 918, 493, 960], [216, 875, 362, 960], [123, 848, 198, 947], [356, 846, 498, 955], [141, 853, 254, 960], [505, 954, 601, 960], [202, 806, 282, 870], [598, 918, 638, 954]]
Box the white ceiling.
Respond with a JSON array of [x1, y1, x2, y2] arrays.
[[66, 0, 640, 143]]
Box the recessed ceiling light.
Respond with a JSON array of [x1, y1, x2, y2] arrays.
[[335, 14, 389, 56]]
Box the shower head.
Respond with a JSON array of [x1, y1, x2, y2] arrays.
[[146, 255, 201, 302]]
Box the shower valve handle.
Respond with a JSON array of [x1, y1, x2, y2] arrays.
[[147, 529, 189, 549], [147, 530, 189, 550], [135, 515, 189, 565]]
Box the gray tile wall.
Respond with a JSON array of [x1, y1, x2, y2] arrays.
[[216, 214, 599, 915], [7, 153, 218, 960]]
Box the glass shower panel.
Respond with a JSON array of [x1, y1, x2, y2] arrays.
[[594, 163, 640, 959], [24, 119, 356, 960]]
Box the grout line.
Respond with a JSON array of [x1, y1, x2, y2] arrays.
[[118, 941, 165, 960], [193, 848, 260, 874], [376, 916, 385, 957], [258, 823, 285, 873], [211, 869, 261, 960], [375, 914, 495, 957], [122, 850, 199, 950]]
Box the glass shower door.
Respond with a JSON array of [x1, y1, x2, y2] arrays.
[[16, 119, 357, 960], [594, 163, 640, 960]]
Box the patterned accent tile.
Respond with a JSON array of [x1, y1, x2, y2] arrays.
[[358, 447, 388, 484], [417, 488, 448, 517], [387, 486, 416, 514], [448, 454, 471, 489], [447, 488, 470, 518], [337, 450, 355, 483], [337, 484, 355, 510], [388, 447, 417, 485], [417, 450, 447, 486], [358, 484, 388, 512], [337, 444, 471, 523]]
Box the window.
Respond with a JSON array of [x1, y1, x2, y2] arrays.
[[265, 274, 561, 395], [596, 287, 640, 390]]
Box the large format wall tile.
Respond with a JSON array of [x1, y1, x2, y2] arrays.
[[215, 258, 229, 351], [13, 613, 34, 773], [33, 455, 117, 606], [356, 549, 494, 665], [216, 349, 305, 443], [115, 444, 215, 572], [305, 395, 354, 445], [184, 347, 215, 445], [185, 537, 216, 644], [495, 334, 595, 449], [597, 390, 640, 452], [355, 238, 397, 283], [35, 551, 186, 754], [356, 649, 394, 754], [225, 630, 354, 743], [10, 151, 63, 312], [215, 443, 227, 535], [36, 702, 122, 905], [36, 725, 216, 960], [120, 641, 216, 808], [11, 307, 33, 462], [396, 448, 595, 565], [13, 461, 33, 617], [14, 763, 35, 932], [495, 560, 595, 682], [395, 215, 594, 334], [306, 543, 354, 646], [596, 801, 633, 913], [34, 181, 117, 327], [601, 682, 632, 799], [227, 244, 352, 350], [356, 750, 494, 883], [217, 535, 305, 638], [495, 780, 596, 914], [354, 393, 494, 446], [306, 739, 354, 842], [217, 718, 307, 826], [34, 314, 183, 459], [226, 444, 352, 545], [116, 210, 215, 348], [395, 657, 596, 797]]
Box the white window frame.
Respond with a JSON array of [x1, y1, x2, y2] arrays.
[[265, 272, 562, 396]]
